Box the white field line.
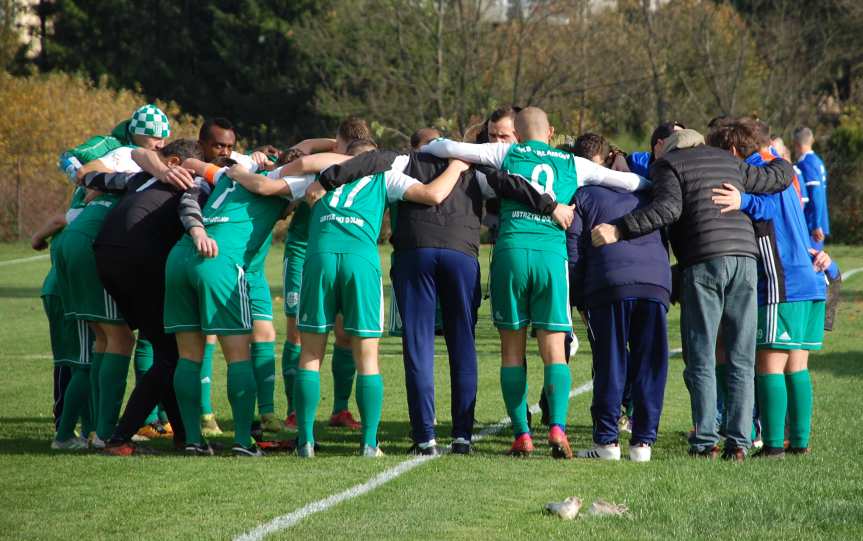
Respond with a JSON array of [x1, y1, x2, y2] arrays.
[[0, 254, 48, 267], [235, 380, 593, 541], [235, 348, 684, 541], [842, 267, 863, 281]]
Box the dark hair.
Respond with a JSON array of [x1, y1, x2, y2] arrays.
[[489, 105, 521, 124], [705, 118, 760, 158], [338, 117, 372, 143], [571, 133, 610, 162], [199, 117, 235, 142], [347, 138, 377, 155], [707, 115, 731, 130], [650, 121, 686, 152], [750, 117, 771, 149], [159, 138, 202, 161], [409, 127, 441, 150]]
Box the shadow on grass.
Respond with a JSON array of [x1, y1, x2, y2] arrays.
[[0, 287, 42, 298], [811, 351, 863, 379]]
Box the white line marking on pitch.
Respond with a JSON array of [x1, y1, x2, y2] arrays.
[[843, 267, 863, 281], [0, 254, 49, 267], [236, 348, 684, 540], [235, 381, 592, 541]]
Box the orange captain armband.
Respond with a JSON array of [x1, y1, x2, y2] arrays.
[[202, 164, 221, 186]]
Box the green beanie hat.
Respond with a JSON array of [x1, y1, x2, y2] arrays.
[[128, 104, 171, 138]]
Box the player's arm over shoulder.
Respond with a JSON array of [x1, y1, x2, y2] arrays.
[[420, 139, 510, 169], [399, 159, 470, 206], [574, 155, 650, 192]]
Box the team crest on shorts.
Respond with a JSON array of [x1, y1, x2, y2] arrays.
[[286, 292, 299, 307]]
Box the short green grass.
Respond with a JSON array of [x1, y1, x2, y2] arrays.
[[0, 243, 861, 540]]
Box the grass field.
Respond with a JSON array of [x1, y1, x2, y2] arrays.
[[1, 242, 862, 540]]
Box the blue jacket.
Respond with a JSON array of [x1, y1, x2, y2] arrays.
[[626, 151, 651, 178], [796, 151, 829, 236], [743, 151, 826, 304], [568, 185, 671, 310]]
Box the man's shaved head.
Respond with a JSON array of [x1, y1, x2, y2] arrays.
[[515, 106, 553, 143]]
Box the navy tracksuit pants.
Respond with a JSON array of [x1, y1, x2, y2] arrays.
[[392, 248, 480, 443], [585, 299, 668, 445]]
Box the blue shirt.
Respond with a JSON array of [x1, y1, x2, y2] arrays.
[[796, 151, 829, 236], [626, 151, 651, 178], [742, 151, 826, 304]]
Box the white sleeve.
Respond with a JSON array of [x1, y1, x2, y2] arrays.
[[474, 170, 498, 200], [574, 156, 651, 192], [282, 174, 317, 200], [64, 208, 84, 224], [420, 139, 510, 168], [230, 151, 256, 170], [97, 147, 142, 173], [384, 170, 421, 203]]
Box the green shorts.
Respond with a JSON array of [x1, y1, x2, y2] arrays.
[[163, 242, 253, 336], [246, 270, 273, 322], [490, 248, 572, 332], [757, 300, 825, 351], [42, 294, 93, 366], [54, 231, 124, 323], [298, 252, 383, 338], [282, 250, 305, 317]]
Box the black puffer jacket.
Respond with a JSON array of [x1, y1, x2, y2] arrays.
[[617, 144, 793, 268]]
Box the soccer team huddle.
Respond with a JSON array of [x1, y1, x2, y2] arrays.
[[36, 102, 837, 462]]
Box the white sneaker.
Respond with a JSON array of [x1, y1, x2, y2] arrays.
[[89, 435, 106, 450], [569, 334, 579, 358], [629, 443, 652, 462], [361, 445, 385, 458], [51, 437, 88, 451], [576, 443, 621, 460]]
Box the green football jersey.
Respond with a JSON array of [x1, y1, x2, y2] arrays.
[[63, 192, 121, 240], [285, 202, 311, 249], [42, 187, 89, 297], [496, 140, 579, 257], [307, 170, 418, 263], [195, 170, 289, 266]]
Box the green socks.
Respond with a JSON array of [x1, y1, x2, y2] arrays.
[[501, 366, 529, 436], [356, 374, 383, 448], [89, 352, 103, 433], [227, 360, 257, 447], [786, 369, 813, 449], [173, 358, 203, 445], [294, 369, 321, 446], [56, 366, 91, 441], [756, 370, 814, 449], [200, 342, 215, 415], [331, 346, 356, 414], [133, 339, 160, 425], [756, 373, 787, 448], [281, 342, 301, 415], [543, 363, 571, 429], [252, 341, 276, 415], [96, 352, 131, 440]]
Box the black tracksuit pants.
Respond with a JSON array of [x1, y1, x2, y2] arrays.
[[94, 246, 186, 446]]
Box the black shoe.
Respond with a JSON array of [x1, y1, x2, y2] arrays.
[[184, 442, 215, 456], [786, 446, 811, 455], [250, 421, 264, 443], [233, 443, 265, 457], [450, 439, 472, 455], [824, 274, 841, 331], [753, 446, 785, 459], [688, 445, 720, 459], [408, 443, 440, 456], [721, 446, 746, 462]]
